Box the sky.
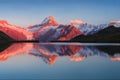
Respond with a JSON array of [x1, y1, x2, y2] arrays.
[[0, 0, 120, 27]]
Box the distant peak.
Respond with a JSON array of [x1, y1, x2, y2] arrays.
[[49, 16, 54, 20], [0, 20, 9, 24], [110, 20, 120, 27], [49, 16, 58, 25], [41, 16, 58, 26], [110, 20, 120, 24], [70, 20, 85, 25]]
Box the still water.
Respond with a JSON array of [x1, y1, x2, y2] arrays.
[[0, 43, 120, 80]]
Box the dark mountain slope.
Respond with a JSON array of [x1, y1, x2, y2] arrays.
[[0, 31, 15, 43], [70, 26, 120, 43]]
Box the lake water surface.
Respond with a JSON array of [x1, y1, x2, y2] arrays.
[[0, 43, 120, 80]]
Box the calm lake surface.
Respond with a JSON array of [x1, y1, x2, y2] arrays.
[[0, 43, 120, 80]]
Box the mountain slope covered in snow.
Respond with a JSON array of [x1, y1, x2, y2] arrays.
[[0, 20, 33, 40]]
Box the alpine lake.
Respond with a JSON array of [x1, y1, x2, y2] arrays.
[[0, 42, 120, 80]]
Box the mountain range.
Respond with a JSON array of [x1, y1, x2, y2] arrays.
[[0, 16, 120, 42], [71, 26, 120, 43]]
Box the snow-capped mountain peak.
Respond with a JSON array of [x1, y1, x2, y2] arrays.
[[110, 20, 120, 27], [70, 19, 110, 35], [0, 20, 9, 24], [28, 16, 59, 32], [0, 20, 12, 27], [70, 20, 85, 25], [41, 16, 58, 26], [77, 24, 109, 35]]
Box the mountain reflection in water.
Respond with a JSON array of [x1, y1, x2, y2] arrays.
[[0, 43, 120, 65]]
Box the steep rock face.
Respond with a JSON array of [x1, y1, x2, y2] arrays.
[[0, 26, 26, 40], [36, 25, 82, 42], [28, 16, 58, 32], [58, 25, 83, 40], [28, 16, 59, 40], [0, 20, 33, 40]]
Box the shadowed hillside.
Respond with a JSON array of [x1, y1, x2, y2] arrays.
[[70, 26, 120, 43], [0, 31, 15, 43]]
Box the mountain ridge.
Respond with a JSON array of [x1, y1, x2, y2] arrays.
[[70, 26, 120, 43], [0, 16, 120, 42]]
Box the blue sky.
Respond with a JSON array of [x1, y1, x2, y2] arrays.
[[0, 0, 120, 27]]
